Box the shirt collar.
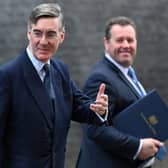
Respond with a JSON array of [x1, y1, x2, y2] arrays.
[[26, 47, 50, 73], [105, 52, 130, 76]]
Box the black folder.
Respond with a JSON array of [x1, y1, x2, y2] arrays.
[[113, 89, 168, 141]]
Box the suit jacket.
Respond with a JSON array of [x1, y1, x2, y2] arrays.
[[76, 56, 146, 168], [0, 50, 100, 168]]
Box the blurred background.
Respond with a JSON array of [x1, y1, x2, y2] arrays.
[[1, 0, 168, 167]]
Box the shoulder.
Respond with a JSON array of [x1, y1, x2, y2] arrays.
[[51, 57, 71, 80], [0, 55, 22, 74], [90, 57, 118, 75], [51, 57, 69, 72], [0, 50, 27, 72], [87, 58, 118, 82]]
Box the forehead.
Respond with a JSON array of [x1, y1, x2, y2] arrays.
[[31, 17, 61, 30], [111, 24, 136, 38]]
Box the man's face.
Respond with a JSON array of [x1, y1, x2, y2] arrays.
[[27, 17, 64, 63], [104, 24, 137, 67]]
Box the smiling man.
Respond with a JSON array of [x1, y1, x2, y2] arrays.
[[0, 3, 108, 168], [76, 16, 163, 168]]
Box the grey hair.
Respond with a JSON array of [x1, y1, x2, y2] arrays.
[[28, 3, 65, 31]]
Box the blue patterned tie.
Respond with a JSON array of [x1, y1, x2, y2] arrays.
[[128, 68, 145, 97]]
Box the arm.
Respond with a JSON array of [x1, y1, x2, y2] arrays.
[[0, 69, 10, 165], [83, 74, 162, 161], [85, 124, 140, 160], [83, 75, 140, 159], [52, 59, 107, 124], [71, 80, 106, 124]]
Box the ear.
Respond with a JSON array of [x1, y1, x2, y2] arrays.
[[104, 37, 109, 50], [59, 31, 65, 44], [27, 28, 31, 40]]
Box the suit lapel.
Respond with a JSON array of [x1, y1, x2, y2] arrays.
[[104, 57, 141, 99], [118, 72, 141, 98], [21, 53, 53, 129]]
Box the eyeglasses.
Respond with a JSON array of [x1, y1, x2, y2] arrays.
[[31, 29, 59, 41]]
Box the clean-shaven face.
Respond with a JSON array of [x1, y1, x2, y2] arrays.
[[27, 17, 65, 63], [104, 24, 137, 67]]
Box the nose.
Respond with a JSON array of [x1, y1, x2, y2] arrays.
[[40, 34, 48, 44], [122, 40, 129, 48]]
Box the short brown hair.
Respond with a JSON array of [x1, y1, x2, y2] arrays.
[[105, 16, 136, 40]]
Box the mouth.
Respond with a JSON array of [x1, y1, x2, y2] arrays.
[[119, 51, 131, 56], [119, 48, 131, 53], [38, 48, 50, 53], [38, 47, 49, 51]]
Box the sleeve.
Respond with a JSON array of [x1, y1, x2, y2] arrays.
[[52, 59, 102, 125], [85, 123, 140, 160], [82, 73, 140, 160], [71, 80, 102, 125], [0, 69, 10, 165]]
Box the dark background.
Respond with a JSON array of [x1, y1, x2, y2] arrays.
[[1, 0, 168, 167]]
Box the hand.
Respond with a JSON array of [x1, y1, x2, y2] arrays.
[[90, 83, 108, 115], [138, 138, 163, 160]]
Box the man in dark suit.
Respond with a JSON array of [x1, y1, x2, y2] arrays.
[[0, 3, 108, 168], [76, 16, 163, 168]]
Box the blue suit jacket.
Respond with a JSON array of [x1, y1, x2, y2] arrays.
[[0, 50, 100, 168], [77, 57, 145, 168]]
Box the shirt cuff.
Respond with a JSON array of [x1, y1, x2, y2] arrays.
[[133, 139, 143, 160], [96, 107, 108, 122]]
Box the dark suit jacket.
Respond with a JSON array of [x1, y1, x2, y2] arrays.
[[76, 56, 146, 168], [0, 50, 100, 168]]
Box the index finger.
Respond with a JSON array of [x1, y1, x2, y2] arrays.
[[96, 83, 106, 100]]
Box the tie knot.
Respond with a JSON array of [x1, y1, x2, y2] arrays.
[[43, 64, 50, 76], [127, 67, 137, 82]]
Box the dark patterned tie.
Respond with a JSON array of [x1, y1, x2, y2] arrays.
[[43, 64, 55, 99], [43, 64, 51, 97], [43, 64, 55, 121], [128, 67, 145, 97]]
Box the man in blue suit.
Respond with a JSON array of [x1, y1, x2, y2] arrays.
[[0, 3, 108, 168], [76, 16, 163, 168]]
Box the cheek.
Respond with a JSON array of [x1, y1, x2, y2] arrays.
[[52, 41, 61, 50], [29, 37, 39, 47], [113, 47, 120, 56], [131, 43, 137, 50], [107, 44, 116, 54], [131, 45, 137, 55]]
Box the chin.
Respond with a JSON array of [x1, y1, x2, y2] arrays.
[[37, 56, 49, 63], [120, 60, 132, 67]]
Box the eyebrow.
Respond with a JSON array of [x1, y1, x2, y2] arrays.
[[32, 29, 57, 33]]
